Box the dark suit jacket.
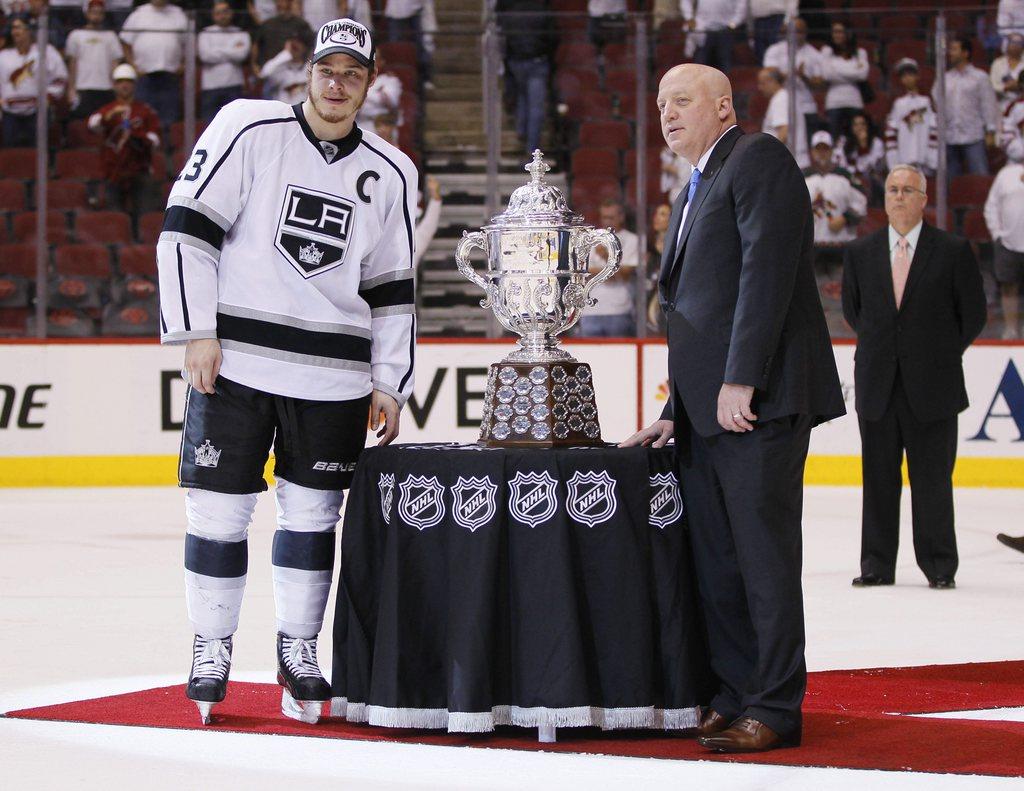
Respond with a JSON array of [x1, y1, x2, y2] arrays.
[[658, 127, 846, 437], [841, 223, 987, 422]]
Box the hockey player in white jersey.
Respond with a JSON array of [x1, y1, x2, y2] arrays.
[[157, 18, 417, 725]]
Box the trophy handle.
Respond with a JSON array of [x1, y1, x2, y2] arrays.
[[579, 227, 622, 308], [455, 231, 492, 308]]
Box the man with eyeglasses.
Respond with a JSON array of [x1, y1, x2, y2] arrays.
[[841, 164, 986, 591]]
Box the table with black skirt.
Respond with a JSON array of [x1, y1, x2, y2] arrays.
[[328, 442, 713, 741]]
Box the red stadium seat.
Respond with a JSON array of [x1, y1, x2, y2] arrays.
[[138, 211, 165, 244], [625, 174, 668, 205], [74, 211, 132, 244], [117, 244, 157, 276], [604, 69, 639, 100], [880, 14, 922, 34], [571, 147, 620, 179], [0, 307, 31, 334], [554, 41, 598, 68], [578, 120, 631, 149], [949, 175, 995, 208], [66, 119, 97, 148], [962, 210, 991, 242], [55, 149, 104, 180], [12, 211, 70, 244], [0, 148, 38, 180], [54, 243, 112, 276], [168, 120, 207, 152], [39, 180, 89, 210], [565, 91, 615, 121], [729, 67, 759, 97], [571, 177, 622, 205], [602, 43, 638, 69], [731, 41, 758, 67], [0, 243, 40, 275], [378, 41, 417, 67], [0, 180, 26, 211], [624, 149, 662, 179], [886, 40, 928, 69]]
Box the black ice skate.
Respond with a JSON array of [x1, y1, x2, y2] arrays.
[[276, 633, 330, 724], [186, 634, 233, 725]]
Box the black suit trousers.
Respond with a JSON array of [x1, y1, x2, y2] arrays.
[[858, 374, 959, 581], [675, 406, 812, 740]]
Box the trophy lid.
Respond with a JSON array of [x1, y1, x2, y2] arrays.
[[486, 150, 587, 228]]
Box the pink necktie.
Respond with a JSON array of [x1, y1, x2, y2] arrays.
[[892, 237, 910, 308]]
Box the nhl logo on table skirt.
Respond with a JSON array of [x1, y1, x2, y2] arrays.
[[397, 475, 445, 531], [378, 473, 395, 524], [508, 470, 558, 529], [566, 470, 618, 528], [451, 476, 498, 532], [649, 472, 683, 529], [275, 185, 355, 278]]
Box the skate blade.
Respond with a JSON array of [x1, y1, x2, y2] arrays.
[[281, 688, 323, 724], [195, 701, 214, 725]]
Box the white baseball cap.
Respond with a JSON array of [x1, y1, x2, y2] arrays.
[[811, 130, 834, 149], [112, 63, 137, 82], [312, 18, 375, 68]]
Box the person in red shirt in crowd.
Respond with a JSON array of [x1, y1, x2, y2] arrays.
[[87, 63, 161, 218]]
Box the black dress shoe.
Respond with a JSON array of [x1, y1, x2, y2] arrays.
[[852, 573, 894, 587], [997, 534, 1024, 554], [928, 576, 956, 589]]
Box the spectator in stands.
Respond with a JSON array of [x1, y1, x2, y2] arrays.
[[120, 0, 189, 125], [885, 58, 938, 177], [680, 0, 746, 73], [13, 0, 68, 49], [835, 111, 886, 206], [252, 0, 314, 70], [301, 0, 371, 35], [65, 0, 124, 120], [763, 17, 821, 143], [497, 0, 554, 157], [1003, 72, 1024, 161], [999, 0, 1024, 46], [258, 33, 310, 104], [578, 197, 639, 337], [750, 0, 796, 65], [357, 48, 401, 138], [933, 36, 999, 177], [586, 0, 627, 54], [805, 130, 866, 273], [0, 17, 66, 147], [385, 0, 435, 89], [819, 20, 869, 141], [758, 65, 808, 168], [984, 157, 1024, 339], [645, 201, 671, 334], [991, 32, 1024, 110], [659, 146, 691, 202], [198, 1, 250, 122], [414, 175, 441, 266], [88, 63, 161, 219], [248, 0, 275, 25], [370, 110, 398, 144]]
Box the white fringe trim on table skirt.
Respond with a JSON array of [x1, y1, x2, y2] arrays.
[[329, 698, 700, 733]]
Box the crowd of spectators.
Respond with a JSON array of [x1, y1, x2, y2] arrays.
[[0, 0, 432, 336]]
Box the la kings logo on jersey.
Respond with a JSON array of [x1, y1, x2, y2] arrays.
[[566, 470, 618, 528], [275, 184, 356, 278]]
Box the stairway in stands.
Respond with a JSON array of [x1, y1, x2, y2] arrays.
[[416, 1, 566, 336]]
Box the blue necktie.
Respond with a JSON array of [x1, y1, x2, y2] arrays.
[[687, 167, 702, 205]]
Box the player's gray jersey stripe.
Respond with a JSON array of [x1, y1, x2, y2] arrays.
[[370, 304, 415, 318], [220, 340, 373, 372], [161, 231, 220, 260], [216, 303, 372, 338], [361, 269, 414, 289], [167, 195, 232, 231]]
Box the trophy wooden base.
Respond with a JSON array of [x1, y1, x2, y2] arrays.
[[479, 361, 604, 447]]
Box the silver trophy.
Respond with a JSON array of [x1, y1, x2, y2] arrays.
[[456, 150, 622, 447]]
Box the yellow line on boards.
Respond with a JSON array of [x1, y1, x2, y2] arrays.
[[0, 455, 1022, 488]]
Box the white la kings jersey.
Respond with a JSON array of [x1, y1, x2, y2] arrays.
[[157, 99, 417, 405]]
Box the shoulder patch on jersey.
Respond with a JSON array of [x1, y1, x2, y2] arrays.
[[275, 184, 356, 278]]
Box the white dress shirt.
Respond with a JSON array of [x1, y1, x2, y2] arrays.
[[888, 221, 923, 266], [984, 162, 1024, 252], [679, 0, 747, 31], [763, 40, 821, 115], [677, 124, 737, 247], [932, 64, 1000, 144], [120, 3, 188, 75], [763, 87, 808, 168], [819, 46, 869, 110]]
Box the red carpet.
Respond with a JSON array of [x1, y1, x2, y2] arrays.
[[6, 661, 1024, 777]]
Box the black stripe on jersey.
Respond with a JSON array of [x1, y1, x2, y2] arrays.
[[194, 116, 297, 199], [272, 529, 336, 572], [358, 140, 414, 266], [185, 533, 248, 578], [176, 244, 191, 331], [398, 314, 416, 393], [162, 205, 227, 251], [216, 311, 371, 363], [359, 277, 414, 310]]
